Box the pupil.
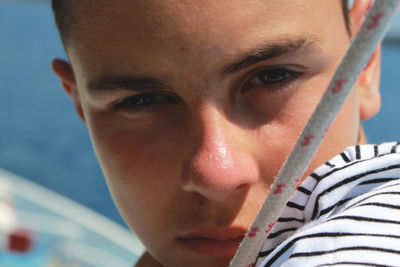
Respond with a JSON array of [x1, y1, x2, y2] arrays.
[[258, 69, 290, 84], [136, 94, 157, 105]]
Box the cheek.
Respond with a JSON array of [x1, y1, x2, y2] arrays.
[[322, 88, 360, 149], [94, 125, 176, 183], [86, 112, 184, 228], [250, 83, 325, 183], [253, 73, 357, 181], [306, 87, 360, 178]]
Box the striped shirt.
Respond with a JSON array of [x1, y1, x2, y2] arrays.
[[256, 142, 400, 267]]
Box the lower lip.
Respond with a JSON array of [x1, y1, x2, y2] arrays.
[[179, 236, 244, 257]]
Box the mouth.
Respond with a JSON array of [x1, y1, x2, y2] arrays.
[[178, 227, 246, 257]]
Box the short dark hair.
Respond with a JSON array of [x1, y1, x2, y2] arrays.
[[52, 0, 350, 47], [52, 0, 72, 47]]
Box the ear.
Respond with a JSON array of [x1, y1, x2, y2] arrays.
[[349, 0, 381, 121], [349, 0, 373, 37], [358, 45, 381, 121], [52, 59, 86, 123]]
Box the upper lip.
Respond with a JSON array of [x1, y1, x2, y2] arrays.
[[179, 226, 247, 241]]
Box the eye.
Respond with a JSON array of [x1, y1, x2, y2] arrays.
[[243, 67, 301, 92], [115, 92, 177, 113]]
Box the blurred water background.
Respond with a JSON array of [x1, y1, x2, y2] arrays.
[[0, 1, 399, 227]]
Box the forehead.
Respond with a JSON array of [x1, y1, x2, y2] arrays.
[[68, 0, 346, 78], [71, 0, 342, 42]]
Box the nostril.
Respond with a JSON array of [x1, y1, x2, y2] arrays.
[[234, 184, 250, 195], [180, 146, 259, 202], [180, 159, 236, 202]]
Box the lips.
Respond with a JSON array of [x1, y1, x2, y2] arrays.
[[178, 227, 246, 257]]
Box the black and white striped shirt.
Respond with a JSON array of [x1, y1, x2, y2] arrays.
[[256, 142, 400, 267]]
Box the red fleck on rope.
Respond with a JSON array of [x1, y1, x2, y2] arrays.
[[230, 1, 400, 266]]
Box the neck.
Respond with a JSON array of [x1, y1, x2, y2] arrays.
[[135, 252, 164, 267], [358, 124, 367, 144]]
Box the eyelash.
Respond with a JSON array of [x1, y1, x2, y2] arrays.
[[242, 67, 301, 93], [114, 92, 177, 113], [114, 67, 301, 113]]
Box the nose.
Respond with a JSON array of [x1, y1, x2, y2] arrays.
[[181, 105, 259, 202]]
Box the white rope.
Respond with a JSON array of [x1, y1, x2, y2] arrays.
[[230, 1, 400, 266]]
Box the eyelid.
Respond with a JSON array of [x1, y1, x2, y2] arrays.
[[238, 64, 304, 92], [108, 89, 168, 104], [248, 64, 306, 75], [112, 90, 179, 113]]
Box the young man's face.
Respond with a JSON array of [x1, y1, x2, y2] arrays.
[[56, 0, 379, 266]]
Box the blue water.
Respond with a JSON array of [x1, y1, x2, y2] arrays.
[[0, 2, 123, 225], [0, 2, 399, 227]]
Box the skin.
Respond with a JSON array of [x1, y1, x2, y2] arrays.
[[52, 0, 382, 266]]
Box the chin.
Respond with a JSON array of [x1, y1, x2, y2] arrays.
[[155, 249, 234, 267]]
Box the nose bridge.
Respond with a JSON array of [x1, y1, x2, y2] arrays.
[[196, 106, 233, 169], [181, 104, 258, 202]]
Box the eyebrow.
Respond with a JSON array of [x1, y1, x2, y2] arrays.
[[87, 76, 172, 96], [222, 37, 319, 75], [87, 37, 319, 95]]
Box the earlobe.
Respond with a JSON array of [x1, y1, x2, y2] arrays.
[[358, 45, 381, 121], [51, 59, 86, 123]]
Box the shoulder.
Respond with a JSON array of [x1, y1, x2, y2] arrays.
[[305, 142, 400, 223], [257, 142, 400, 267]]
